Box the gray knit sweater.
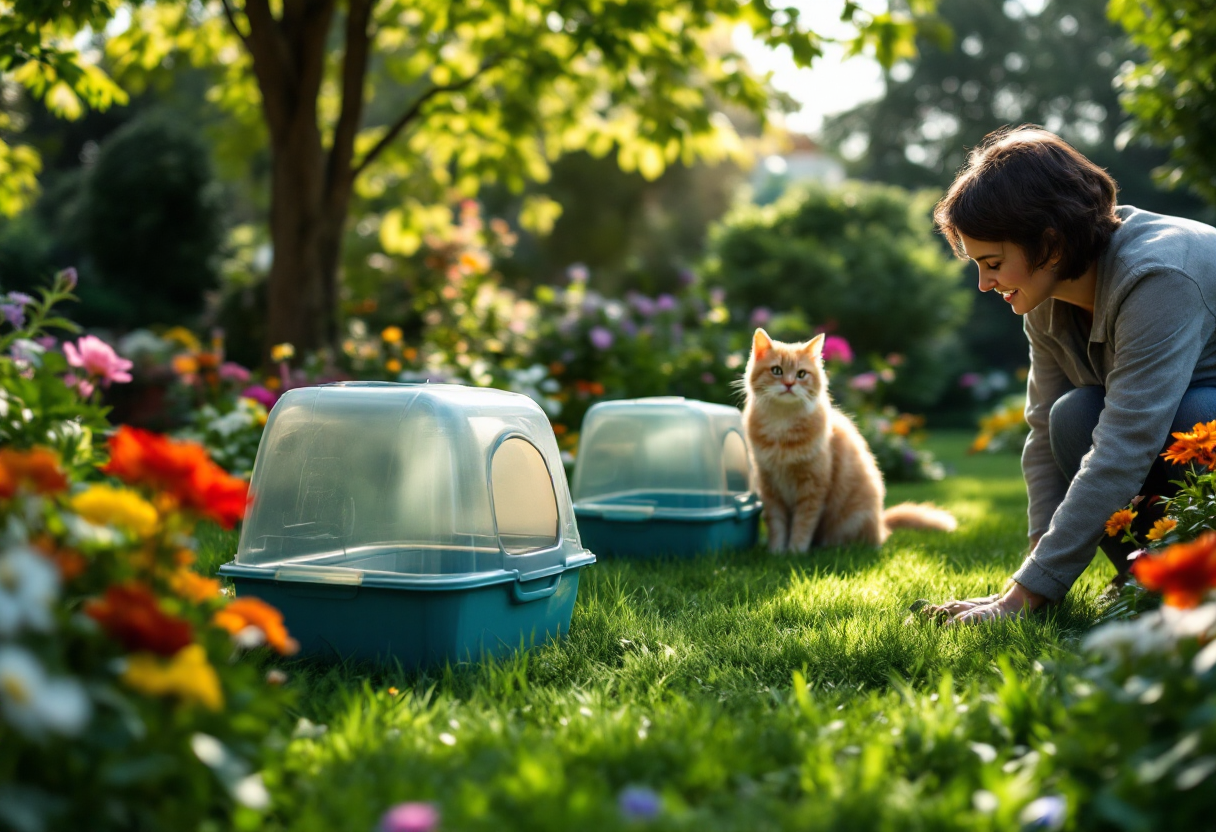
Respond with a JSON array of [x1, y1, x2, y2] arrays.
[[1013, 206, 1216, 601]]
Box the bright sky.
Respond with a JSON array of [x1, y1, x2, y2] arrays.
[[732, 1, 887, 137]]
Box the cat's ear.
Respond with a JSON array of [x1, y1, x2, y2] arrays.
[[752, 328, 774, 359], [804, 333, 826, 359]]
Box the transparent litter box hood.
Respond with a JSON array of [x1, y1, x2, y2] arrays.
[[571, 397, 755, 519], [232, 382, 592, 589]]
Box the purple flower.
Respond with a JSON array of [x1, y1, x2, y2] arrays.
[[5, 292, 34, 306], [1, 303, 25, 329], [58, 267, 78, 291], [1019, 796, 1066, 830], [218, 362, 252, 383], [958, 372, 982, 389], [749, 307, 772, 327], [903, 449, 919, 465], [821, 335, 853, 364], [701, 372, 715, 384], [566, 263, 589, 284], [619, 319, 638, 338], [655, 294, 677, 313], [36, 336, 57, 350], [677, 268, 697, 287], [709, 287, 726, 306], [618, 786, 661, 820], [589, 326, 614, 350], [628, 293, 657, 318], [378, 802, 440, 832], [241, 385, 279, 409], [849, 372, 879, 392]]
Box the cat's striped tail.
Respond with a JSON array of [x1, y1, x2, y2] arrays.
[[883, 502, 958, 533]]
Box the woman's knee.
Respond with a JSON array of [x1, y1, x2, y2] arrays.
[[1172, 387, 1216, 433], [1049, 386, 1105, 478]]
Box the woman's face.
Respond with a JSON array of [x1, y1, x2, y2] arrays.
[[958, 233, 1058, 316]]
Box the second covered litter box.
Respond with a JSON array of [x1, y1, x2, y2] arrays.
[[218, 382, 595, 666], [570, 397, 761, 557]]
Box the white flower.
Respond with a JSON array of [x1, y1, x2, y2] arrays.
[[0, 547, 60, 636], [0, 645, 91, 738], [210, 408, 255, 438]]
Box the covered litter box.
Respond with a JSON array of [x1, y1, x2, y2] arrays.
[[571, 397, 760, 557], [218, 382, 595, 666]]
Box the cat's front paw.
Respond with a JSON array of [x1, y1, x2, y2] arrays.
[[766, 539, 789, 555]]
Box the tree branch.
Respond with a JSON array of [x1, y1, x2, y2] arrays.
[[351, 56, 501, 178], [326, 0, 374, 200], [219, 0, 250, 47]]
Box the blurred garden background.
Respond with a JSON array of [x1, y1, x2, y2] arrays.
[[4, 0, 1216, 829]]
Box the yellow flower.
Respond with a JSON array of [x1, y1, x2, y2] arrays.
[[1146, 517, 1178, 543], [122, 645, 224, 711], [1105, 508, 1137, 538], [968, 433, 991, 454], [381, 326, 403, 344], [270, 343, 295, 362], [163, 326, 202, 352], [386, 358, 402, 373], [70, 485, 159, 538], [168, 569, 221, 603]]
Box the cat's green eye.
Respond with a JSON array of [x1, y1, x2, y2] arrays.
[[797, 370, 808, 379], [770, 366, 783, 376]]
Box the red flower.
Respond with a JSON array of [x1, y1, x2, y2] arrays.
[[1132, 531, 1216, 608], [86, 583, 195, 656], [102, 426, 251, 528]]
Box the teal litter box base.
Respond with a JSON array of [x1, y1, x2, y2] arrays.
[[218, 556, 592, 667], [573, 490, 761, 558]]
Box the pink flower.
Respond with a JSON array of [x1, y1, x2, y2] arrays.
[[849, 372, 879, 392], [241, 385, 279, 409], [63, 335, 133, 387], [378, 802, 440, 832], [821, 336, 853, 364], [218, 362, 251, 384], [958, 372, 982, 389]]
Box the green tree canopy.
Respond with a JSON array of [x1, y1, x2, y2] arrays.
[[822, 0, 1205, 220], [100, 0, 941, 356], [1109, 0, 1216, 207]]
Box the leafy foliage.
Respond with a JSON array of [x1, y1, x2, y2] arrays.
[[1109, 0, 1216, 207], [78, 117, 224, 328]]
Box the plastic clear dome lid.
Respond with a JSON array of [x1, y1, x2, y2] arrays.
[[235, 383, 587, 584], [570, 397, 754, 517]]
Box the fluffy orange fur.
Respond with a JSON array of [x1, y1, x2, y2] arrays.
[[741, 329, 956, 553]]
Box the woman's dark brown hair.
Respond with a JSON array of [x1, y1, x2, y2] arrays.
[[934, 125, 1121, 281]]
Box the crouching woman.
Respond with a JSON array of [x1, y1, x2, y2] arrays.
[[930, 125, 1216, 622]]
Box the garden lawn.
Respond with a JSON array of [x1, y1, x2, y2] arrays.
[[198, 432, 1117, 832]]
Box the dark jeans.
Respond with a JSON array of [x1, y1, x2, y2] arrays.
[[1049, 385, 1216, 573]]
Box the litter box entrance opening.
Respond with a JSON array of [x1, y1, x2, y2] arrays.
[[491, 437, 559, 555]]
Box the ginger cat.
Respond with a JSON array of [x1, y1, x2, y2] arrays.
[[742, 329, 956, 553]]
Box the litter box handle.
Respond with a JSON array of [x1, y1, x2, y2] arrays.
[[512, 573, 561, 603]]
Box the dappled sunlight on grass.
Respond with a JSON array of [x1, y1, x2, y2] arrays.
[[201, 429, 1128, 830]]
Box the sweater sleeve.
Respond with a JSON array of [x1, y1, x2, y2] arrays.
[[1021, 314, 1073, 542], [1013, 270, 1216, 600]]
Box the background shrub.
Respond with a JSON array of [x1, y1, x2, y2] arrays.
[[706, 182, 971, 407]]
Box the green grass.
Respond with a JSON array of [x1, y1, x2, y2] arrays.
[[200, 432, 1117, 831]]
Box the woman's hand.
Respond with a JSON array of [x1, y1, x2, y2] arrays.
[[945, 582, 1049, 624]]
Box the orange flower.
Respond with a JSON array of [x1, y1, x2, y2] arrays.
[[1104, 508, 1137, 538], [31, 535, 88, 581], [1132, 531, 1216, 608], [213, 597, 299, 655], [169, 569, 221, 603], [102, 427, 251, 529], [0, 447, 69, 496], [1162, 420, 1216, 469], [172, 354, 199, 376], [1145, 517, 1178, 543], [86, 583, 195, 656]]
